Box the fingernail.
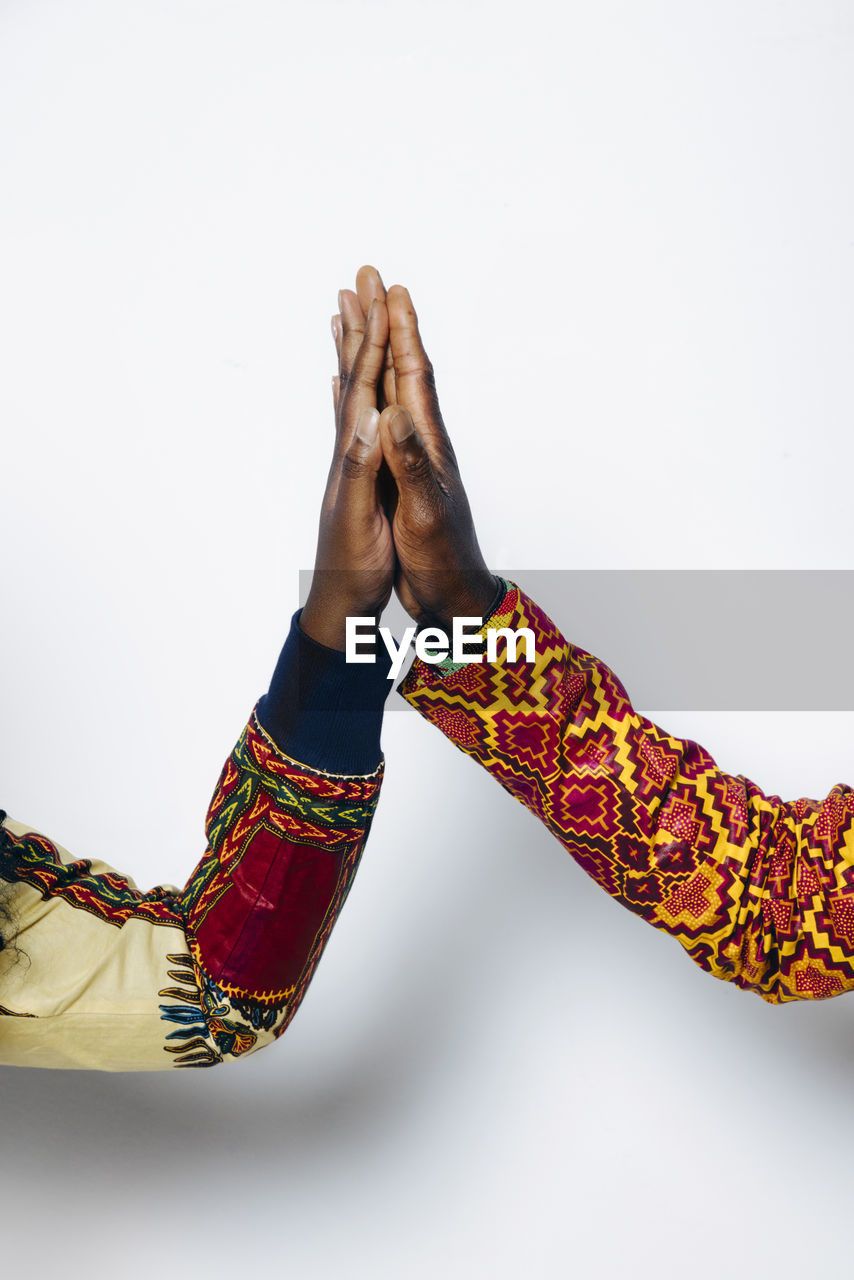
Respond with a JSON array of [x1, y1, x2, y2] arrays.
[[356, 407, 380, 444], [331, 315, 339, 341], [389, 407, 414, 443], [337, 290, 344, 312]]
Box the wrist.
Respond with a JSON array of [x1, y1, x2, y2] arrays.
[[257, 608, 392, 775], [299, 603, 379, 653], [437, 570, 503, 633]]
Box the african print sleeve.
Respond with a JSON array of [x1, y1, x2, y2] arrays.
[[0, 612, 389, 1070], [398, 579, 854, 1004]]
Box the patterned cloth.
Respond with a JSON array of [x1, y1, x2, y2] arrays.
[[0, 704, 382, 1069], [399, 580, 854, 1003]]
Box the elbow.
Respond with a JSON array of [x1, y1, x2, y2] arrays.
[[160, 957, 286, 1069]]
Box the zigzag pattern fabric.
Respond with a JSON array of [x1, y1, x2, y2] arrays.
[[0, 705, 382, 1069], [399, 581, 854, 1003]]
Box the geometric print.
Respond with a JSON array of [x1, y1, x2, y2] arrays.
[[399, 580, 854, 1004]]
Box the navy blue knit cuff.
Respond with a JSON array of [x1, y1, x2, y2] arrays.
[[256, 609, 393, 776]]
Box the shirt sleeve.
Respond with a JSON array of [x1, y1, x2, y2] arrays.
[[397, 579, 854, 1004], [0, 614, 390, 1070], [256, 607, 392, 775]]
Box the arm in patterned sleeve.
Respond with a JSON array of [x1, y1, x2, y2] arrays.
[[398, 579, 854, 1005], [0, 611, 390, 1070], [0, 264, 400, 1069]]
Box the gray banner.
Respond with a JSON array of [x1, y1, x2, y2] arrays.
[[298, 569, 854, 711]]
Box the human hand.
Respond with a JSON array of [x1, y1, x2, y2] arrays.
[[299, 266, 394, 651], [376, 283, 500, 633]]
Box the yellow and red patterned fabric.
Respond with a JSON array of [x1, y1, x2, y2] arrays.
[[0, 704, 382, 1069], [399, 581, 854, 1003]]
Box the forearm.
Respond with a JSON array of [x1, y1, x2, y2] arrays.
[[398, 580, 854, 1003], [181, 700, 383, 1049], [0, 615, 389, 1069], [179, 610, 392, 1051]]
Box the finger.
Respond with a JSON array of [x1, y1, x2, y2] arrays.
[[335, 407, 384, 520], [355, 266, 396, 409], [331, 314, 343, 360], [339, 295, 389, 445], [327, 297, 389, 504], [386, 284, 453, 465], [381, 341, 397, 410], [324, 371, 342, 495], [377, 404, 441, 508], [338, 288, 366, 389], [355, 264, 387, 317]]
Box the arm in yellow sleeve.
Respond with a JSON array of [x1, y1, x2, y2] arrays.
[[399, 580, 854, 1004]]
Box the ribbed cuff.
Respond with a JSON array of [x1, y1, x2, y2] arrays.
[[256, 609, 393, 776]]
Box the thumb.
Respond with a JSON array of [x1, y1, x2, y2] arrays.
[[335, 407, 383, 516], [378, 405, 439, 501]]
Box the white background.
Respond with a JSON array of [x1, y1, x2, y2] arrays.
[[2, 2, 853, 1277]]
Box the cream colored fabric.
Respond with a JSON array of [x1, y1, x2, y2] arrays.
[[0, 814, 279, 1071]]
